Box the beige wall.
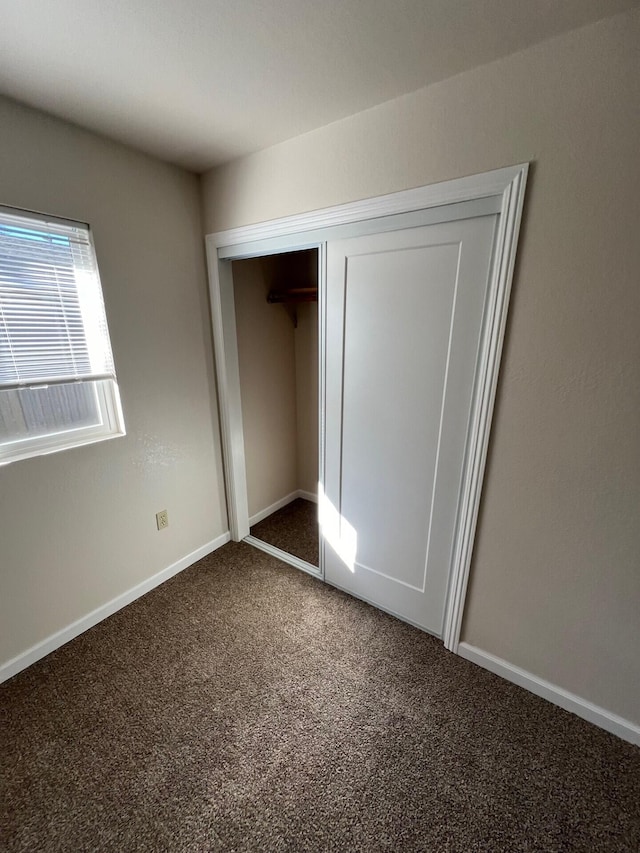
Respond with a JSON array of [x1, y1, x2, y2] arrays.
[[202, 9, 640, 725], [233, 252, 318, 517], [0, 96, 227, 668], [295, 302, 319, 496], [233, 256, 298, 517]]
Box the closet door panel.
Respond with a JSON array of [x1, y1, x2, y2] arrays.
[[340, 244, 457, 587], [323, 215, 497, 634]]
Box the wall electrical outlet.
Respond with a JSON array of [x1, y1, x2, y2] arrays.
[[156, 510, 169, 530]]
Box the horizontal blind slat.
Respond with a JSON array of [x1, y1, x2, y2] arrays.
[[0, 208, 116, 388]]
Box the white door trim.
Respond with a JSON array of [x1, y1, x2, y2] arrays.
[[205, 163, 529, 651]]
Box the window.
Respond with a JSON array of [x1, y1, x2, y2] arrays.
[[0, 205, 125, 464]]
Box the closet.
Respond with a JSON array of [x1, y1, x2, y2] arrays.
[[207, 165, 527, 643], [232, 249, 319, 568]]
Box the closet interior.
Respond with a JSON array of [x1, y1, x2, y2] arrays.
[[232, 249, 319, 568]]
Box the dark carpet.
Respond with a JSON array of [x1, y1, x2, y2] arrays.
[[251, 497, 318, 566], [1, 542, 639, 853]]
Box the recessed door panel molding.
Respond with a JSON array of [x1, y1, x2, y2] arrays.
[[324, 217, 498, 634], [341, 242, 459, 589]]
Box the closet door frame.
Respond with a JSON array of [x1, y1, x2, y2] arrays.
[[205, 163, 528, 652]]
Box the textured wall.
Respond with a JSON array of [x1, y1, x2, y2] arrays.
[[232, 256, 298, 517], [0, 96, 227, 667], [201, 9, 640, 724], [295, 302, 319, 496], [232, 252, 319, 516]]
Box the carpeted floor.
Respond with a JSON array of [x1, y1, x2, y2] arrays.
[[1, 542, 639, 852], [250, 497, 318, 566]]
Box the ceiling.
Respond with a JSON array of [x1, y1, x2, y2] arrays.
[[0, 0, 636, 172]]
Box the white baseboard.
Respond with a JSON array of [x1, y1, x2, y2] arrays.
[[458, 642, 640, 747], [249, 489, 317, 526], [0, 531, 231, 685], [249, 492, 299, 526]]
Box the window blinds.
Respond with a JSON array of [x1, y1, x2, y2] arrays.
[[0, 207, 115, 391]]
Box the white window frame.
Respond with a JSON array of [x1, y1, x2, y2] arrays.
[[0, 207, 125, 465], [0, 380, 125, 465]]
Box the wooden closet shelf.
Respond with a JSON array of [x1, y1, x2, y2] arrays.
[[267, 287, 318, 304]]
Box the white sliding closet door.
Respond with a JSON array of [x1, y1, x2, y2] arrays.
[[322, 214, 498, 634]]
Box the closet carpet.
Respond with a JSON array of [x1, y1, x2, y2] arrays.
[[2, 542, 639, 853], [250, 497, 318, 566]]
